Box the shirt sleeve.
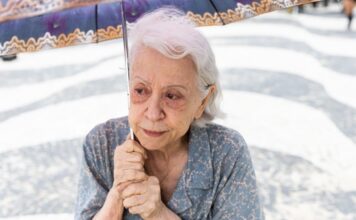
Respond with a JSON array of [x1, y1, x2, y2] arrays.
[[211, 137, 264, 220], [74, 127, 113, 220]]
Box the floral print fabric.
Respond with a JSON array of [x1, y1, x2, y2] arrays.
[[75, 116, 264, 220]]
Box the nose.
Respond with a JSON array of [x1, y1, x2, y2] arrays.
[[144, 94, 165, 121]]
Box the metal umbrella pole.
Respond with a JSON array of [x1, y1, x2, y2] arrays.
[[120, 0, 135, 140]]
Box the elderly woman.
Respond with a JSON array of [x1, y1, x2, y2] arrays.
[[75, 8, 263, 220]]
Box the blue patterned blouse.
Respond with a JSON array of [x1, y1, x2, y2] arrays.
[[75, 117, 264, 220]]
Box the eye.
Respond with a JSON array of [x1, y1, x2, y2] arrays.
[[164, 91, 185, 109], [166, 92, 179, 100], [135, 88, 145, 95], [131, 85, 150, 103]]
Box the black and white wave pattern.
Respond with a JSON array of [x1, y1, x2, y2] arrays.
[[1, 5, 355, 220]]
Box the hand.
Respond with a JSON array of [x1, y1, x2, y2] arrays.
[[122, 176, 165, 219], [94, 137, 147, 220], [112, 137, 148, 197]]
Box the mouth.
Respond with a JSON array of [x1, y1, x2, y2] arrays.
[[142, 128, 167, 137]]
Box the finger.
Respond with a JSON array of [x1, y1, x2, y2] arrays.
[[147, 176, 160, 185], [128, 203, 156, 219], [124, 135, 147, 157], [112, 181, 131, 194], [118, 139, 134, 153], [120, 139, 147, 158], [126, 134, 135, 152], [123, 194, 146, 208], [115, 139, 135, 154], [129, 140, 148, 159], [128, 203, 146, 215], [117, 181, 131, 191], [114, 152, 145, 167], [115, 161, 144, 171], [118, 151, 145, 164], [115, 170, 148, 184], [121, 181, 147, 199]]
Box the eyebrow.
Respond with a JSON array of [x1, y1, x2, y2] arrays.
[[131, 76, 151, 85], [132, 75, 188, 92]]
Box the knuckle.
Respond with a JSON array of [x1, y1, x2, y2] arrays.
[[135, 171, 145, 180], [133, 171, 140, 179], [134, 163, 143, 170], [127, 170, 143, 182], [148, 203, 155, 211], [126, 140, 134, 147], [138, 195, 144, 203], [125, 188, 134, 198], [115, 145, 125, 155], [139, 153, 144, 161], [135, 153, 143, 162], [114, 172, 123, 182], [126, 170, 135, 179], [123, 199, 129, 207], [131, 154, 138, 162], [142, 212, 149, 218], [118, 170, 129, 182], [154, 186, 160, 194], [149, 176, 159, 184], [129, 162, 142, 170], [121, 188, 129, 198], [128, 207, 135, 214], [120, 141, 130, 152]]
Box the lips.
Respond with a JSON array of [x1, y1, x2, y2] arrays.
[[142, 128, 166, 137]]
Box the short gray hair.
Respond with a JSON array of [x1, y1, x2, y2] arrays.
[[128, 7, 224, 127]]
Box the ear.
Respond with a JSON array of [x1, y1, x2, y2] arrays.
[[194, 84, 216, 120]]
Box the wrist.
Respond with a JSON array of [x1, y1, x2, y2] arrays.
[[108, 187, 124, 202], [95, 188, 124, 219], [145, 204, 180, 220]]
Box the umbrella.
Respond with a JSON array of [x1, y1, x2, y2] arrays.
[[0, 0, 317, 138], [0, 0, 317, 56]]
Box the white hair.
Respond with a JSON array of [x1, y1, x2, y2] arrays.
[[128, 7, 224, 127]]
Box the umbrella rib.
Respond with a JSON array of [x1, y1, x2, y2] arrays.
[[208, 0, 226, 25]]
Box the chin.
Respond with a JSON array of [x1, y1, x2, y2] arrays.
[[134, 129, 166, 150], [137, 135, 165, 151]]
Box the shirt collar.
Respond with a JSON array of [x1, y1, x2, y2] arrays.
[[167, 125, 214, 214], [186, 125, 214, 189]]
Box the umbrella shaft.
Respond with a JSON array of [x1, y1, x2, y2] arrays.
[[120, 1, 134, 140]]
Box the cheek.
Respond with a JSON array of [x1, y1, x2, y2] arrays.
[[128, 104, 143, 128], [128, 111, 135, 130], [131, 92, 149, 104], [165, 106, 196, 129], [164, 99, 186, 110]]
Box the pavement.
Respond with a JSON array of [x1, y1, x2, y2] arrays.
[[0, 3, 356, 220]]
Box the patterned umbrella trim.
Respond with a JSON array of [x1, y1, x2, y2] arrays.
[[187, 0, 317, 26], [0, 0, 118, 23], [0, 0, 318, 55], [0, 0, 318, 24], [0, 26, 122, 55]]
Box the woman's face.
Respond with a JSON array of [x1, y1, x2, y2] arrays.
[[128, 46, 210, 151]]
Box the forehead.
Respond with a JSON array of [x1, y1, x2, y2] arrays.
[[131, 47, 197, 86]]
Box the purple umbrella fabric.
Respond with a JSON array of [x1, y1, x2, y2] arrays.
[[0, 0, 317, 55]]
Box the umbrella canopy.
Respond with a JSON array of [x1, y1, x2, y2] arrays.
[[0, 0, 317, 140], [0, 0, 317, 56]]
